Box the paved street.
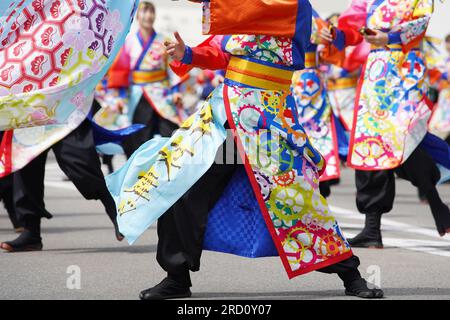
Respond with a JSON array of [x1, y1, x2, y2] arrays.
[[1, 155, 449, 300]]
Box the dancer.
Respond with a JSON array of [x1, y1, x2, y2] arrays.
[[320, 0, 450, 248], [107, 0, 384, 300], [291, 10, 344, 198]]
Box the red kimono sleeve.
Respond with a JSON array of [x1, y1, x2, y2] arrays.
[[170, 36, 230, 78], [107, 47, 131, 88]]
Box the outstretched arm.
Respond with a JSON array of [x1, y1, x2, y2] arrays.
[[166, 32, 230, 77]]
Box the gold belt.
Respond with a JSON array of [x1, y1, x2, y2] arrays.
[[132, 70, 168, 84], [304, 52, 317, 68], [327, 77, 358, 91], [225, 56, 294, 91]]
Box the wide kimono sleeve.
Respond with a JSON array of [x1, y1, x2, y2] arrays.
[[202, 0, 311, 37], [197, 0, 312, 69], [336, 0, 367, 47], [386, 0, 434, 51], [170, 36, 230, 77]]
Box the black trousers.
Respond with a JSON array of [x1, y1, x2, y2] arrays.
[[156, 134, 360, 284], [0, 175, 20, 228], [319, 178, 340, 198], [355, 146, 450, 234], [13, 118, 116, 223], [122, 97, 178, 158], [0, 132, 20, 228]]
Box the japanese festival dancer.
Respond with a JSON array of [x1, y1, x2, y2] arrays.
[[319, 13, 371, 197], [104, 0, 188, 159], [323, 14, 368, 137], [319, 0, 450, 249], [291, 9, 346, 199], [106, 0, 384, 300], [0, 0, 138, 252]]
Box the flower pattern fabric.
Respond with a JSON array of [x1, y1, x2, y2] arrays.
[[0, 0, 137, 177]]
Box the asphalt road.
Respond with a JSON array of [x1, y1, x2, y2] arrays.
[[1, 155, 450, 300]]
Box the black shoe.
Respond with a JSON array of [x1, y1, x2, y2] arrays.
[[344, 278, 384, 299], [348, 232, 383, 248], [348, 213, 383, 248], [0, 230, 43, 252], [114, 224, 124, 242], [139, 277, 192, 300]]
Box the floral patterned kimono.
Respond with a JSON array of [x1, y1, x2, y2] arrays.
[[291, 10, 340, 181], [105, 30, 185, 127], [333, 0, 434, 170], [0, 0, 137, 177], [106, 0, 353, 279]]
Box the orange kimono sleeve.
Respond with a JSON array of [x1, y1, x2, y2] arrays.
[[320, 0, 366, 66], [203, 0, 311, 37]]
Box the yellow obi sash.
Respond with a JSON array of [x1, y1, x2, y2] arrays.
[[225, 56, 294, 91], [132, 69, 168, 85], [304, 52, 317, 68], [327, 77, 358, 91]]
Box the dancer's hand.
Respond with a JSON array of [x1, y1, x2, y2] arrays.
[[364, 30, 389, 47], [165, 32, 186, 62], [319, 27, 334, 43]]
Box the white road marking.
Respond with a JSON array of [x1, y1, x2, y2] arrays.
[[332, 205, 450, 258], [331, 205, 450, 242], [344, 232, 450, 258]]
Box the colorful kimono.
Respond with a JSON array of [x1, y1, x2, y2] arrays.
[[325, 41, 370, 132], [325, 66, 357, 133], [429, 57, 450, 139], [291, 10, 340, 181], [0, 0, 137, 177], [107, 0, 353, 278], [106, 30, 185, 126], [333, 0, 434, 170]]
